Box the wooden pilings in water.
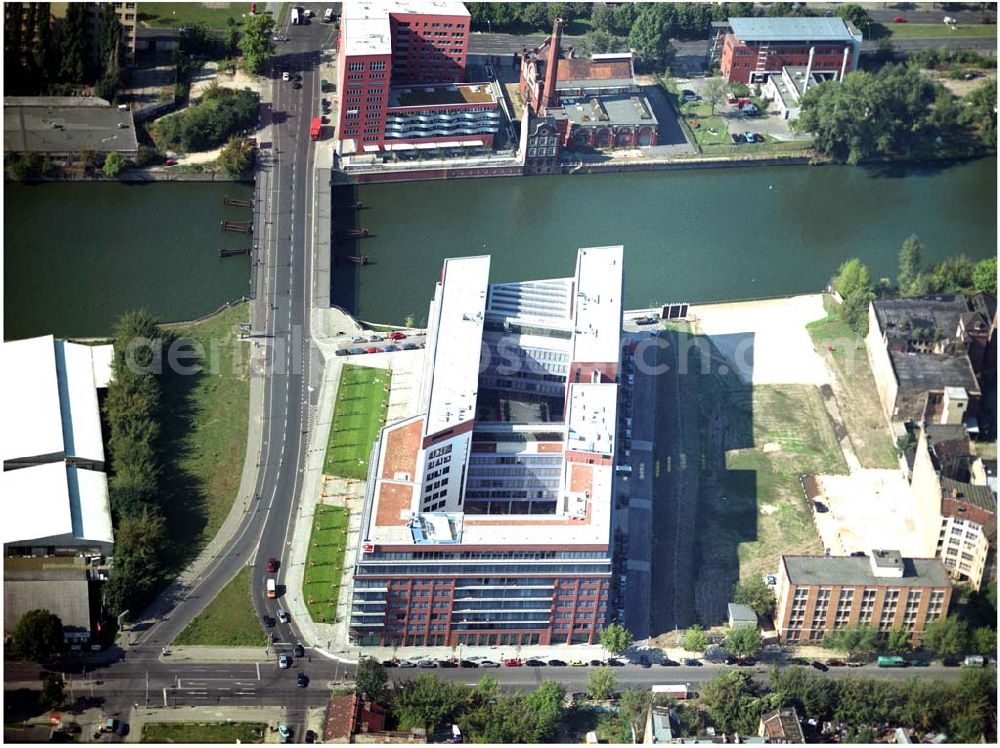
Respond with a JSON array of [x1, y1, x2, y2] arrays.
[[219, 247, 251, 258], [224, 195, 254, 208], [220, 220, 253, 233]]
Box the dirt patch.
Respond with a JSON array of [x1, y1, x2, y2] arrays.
[[926, 69, 997, 98], [759, 503, 777, 515], [762, 442, 781, 453]]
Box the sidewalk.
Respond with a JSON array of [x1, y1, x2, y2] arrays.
[[126, 705, 287, 743]]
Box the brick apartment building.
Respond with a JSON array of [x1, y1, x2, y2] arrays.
[[335, 0, 500, 156], [719, 16, 861, 85], [775, 551, 951, 645], [349, 246, 623, 647]]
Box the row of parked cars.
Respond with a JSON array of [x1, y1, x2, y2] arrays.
[[732, 132, 765, 144], [336, 331, 423, 356]]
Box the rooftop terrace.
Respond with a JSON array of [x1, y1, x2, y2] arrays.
[[388, 83, 495, 108]]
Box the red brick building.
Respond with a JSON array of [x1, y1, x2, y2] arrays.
[[775, 551, 951, 646], [720, 16, 862, 85], [336, 1, 499, 156]]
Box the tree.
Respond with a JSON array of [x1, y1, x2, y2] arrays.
[[599, 622, 633, 656], [102, 508, 167, 619], [239, 13, 276, 75], [769, 665, 835, 720], [58, 2, 94, 82], [821, 624, 878, 658], [923, 615, 969, 656], [961, 79, 997, 148], [224, 22, 241, 57], [628, 5, 672, 72], [474, 674, 500, 704], [970, 627, 996, 657], [926, 254, 975, 293], [897, 234, 923, 295], [884, 626, 913, 655], [587, 666, 617, 701], [724, 625, 762, 658], [700, 670, 767, 735], [98, 3, 122, 76], [392, 674, 469, 733], [619, 689, 653, 742], [40, 673, 65, 709], [732, 577, 776, 618], [103, 151, 127, 178], [218, 136, 255, 178], [11, 610, 65, 662], [355, 657, 389, 703], [836, 4, 872, 32], [831, 258, 875, 334], [702, 77, 728, 115], [682, 624, 708, 652], [972, 257, 997, 295]]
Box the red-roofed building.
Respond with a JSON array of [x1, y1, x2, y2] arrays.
[[323, 694, 387, 742]]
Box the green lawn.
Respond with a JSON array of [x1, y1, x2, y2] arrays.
[[141, 722, 267, 743], [722, 385, 845, 582], [174, 567, 266, 646], [138, 3, 254, 30], [158, 302, 250, 572], [806, 311, 899, 469], [883, 22, 997, 39], [323, 364, 391, 479], [303, 505, 349, 624]]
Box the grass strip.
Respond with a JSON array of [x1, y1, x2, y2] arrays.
[[174, 567, 266, 646], [140, 722, 267, 743], [323, 364, 391, 479], [303, 505, 349, 624]]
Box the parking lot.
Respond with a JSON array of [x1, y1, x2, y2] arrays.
[[674, 76, 811, 143], [334, 330, 426, 357]]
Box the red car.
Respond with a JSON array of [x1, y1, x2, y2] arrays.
[[894, 16, 907, 23], [387, 331, 407, 340], [266, 556, 279, 573], [164, 159, 178, 166], [365, 347, 379, 354], [503, 658, 522, 667]]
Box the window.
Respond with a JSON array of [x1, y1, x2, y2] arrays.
[[348, 62, 364, 72], [370, 61, 386, 71]]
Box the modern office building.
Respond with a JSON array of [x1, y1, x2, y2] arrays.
[[335, 0, 501, 156], [2, 335, 115, 645], [519, 19, 658, 150], [775, 551, 951, 646], [719, 16, 862, 85], [349, 246, 624, 647]]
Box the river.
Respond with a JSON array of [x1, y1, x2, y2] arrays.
[[4, 159, 995, 339], [4, 181, 254, 340], [337, 157, 997, 326]]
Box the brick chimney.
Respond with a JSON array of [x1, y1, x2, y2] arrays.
[[541, 17, 563, 113]]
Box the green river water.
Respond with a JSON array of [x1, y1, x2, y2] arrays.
[[4, 158, 996, 339]]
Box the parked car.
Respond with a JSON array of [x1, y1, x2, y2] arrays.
[[335, 348, 348, 356], [277, 608, 290, 624], [292, 82, 302, 89], [369, 334, 384, 342], [418, 660, 437, 668], [305, 729, 317, 744], [547, 659, 566, 667], [438, 659, 458, 668], [115, 722, 129, 737], [282, 71, 290, 81], [347, 347, 366, 355], [460, 660, 479, 668], [293, 643, 305, 658], [964, 70, 984, 79], [788, 657, 810, 666], [607, 658, 625, 667], [365, 347, 379, 354], [660, 658, 680, 666], [826, 659, 846, 667], [731, 133, 747, 144], [503, 658, 523, 667], [383, 344, 400, 352], [164, 158, 178, 166], [744, 131, 756, 142], [752, 133, 765, 143], [262, 615, 275, 628], [942, 656, 961, 667], [351, 336, 366, 343], [266, 556, 279, 573], [894, 16, 908, 23], [297, 672, 309, 687], [525, 658, 546, 667], [397, 660, 417, 668], [479, 660, 500, 668], [846, 660, 866, 668], [811, 660, 830, 672], [103, 719, 120, 734], [278, 725, 292, 742], [382, 659, 398, 667], [633, 316, 658, 325], [683, 658, 702, 667], [278, 654, 291, 669], [590, 659, 605, 667], [388, 331, 407, 340], [736, 657, 757, 666]]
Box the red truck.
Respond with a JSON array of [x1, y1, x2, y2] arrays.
[[310, 117, 322, 141]]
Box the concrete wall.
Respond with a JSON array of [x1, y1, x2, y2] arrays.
[[865, 302, 899, 422], [910, 430, 946, 556]]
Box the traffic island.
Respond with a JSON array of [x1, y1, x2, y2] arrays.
[[322, 364, 391, 479], [303, 505, 349, 623]]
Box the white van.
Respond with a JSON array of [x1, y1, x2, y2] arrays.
[[266, 578, 277, 599], [963, 654, 985, 667], [323, 8, 334, 22]]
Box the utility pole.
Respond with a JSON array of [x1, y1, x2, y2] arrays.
[[145, 671, 149, 708]]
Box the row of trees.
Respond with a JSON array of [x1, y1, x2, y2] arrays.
[[3, 2, 124, 99], [101, 310, 169, 622], [831, 241, 996, 335]]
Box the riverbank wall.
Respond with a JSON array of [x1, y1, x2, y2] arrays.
[[4, 169, 244, 183]]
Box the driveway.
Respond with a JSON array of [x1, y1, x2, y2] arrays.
[[640, 84, 696, 155]]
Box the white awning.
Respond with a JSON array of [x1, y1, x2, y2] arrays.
[[385, 143, 414, 151], [461, 140, 484, 147], [415, 142, 439, 150], [363, 144, 380, 153]]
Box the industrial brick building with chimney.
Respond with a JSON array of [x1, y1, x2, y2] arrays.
[[519, 18, 658, 151]]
